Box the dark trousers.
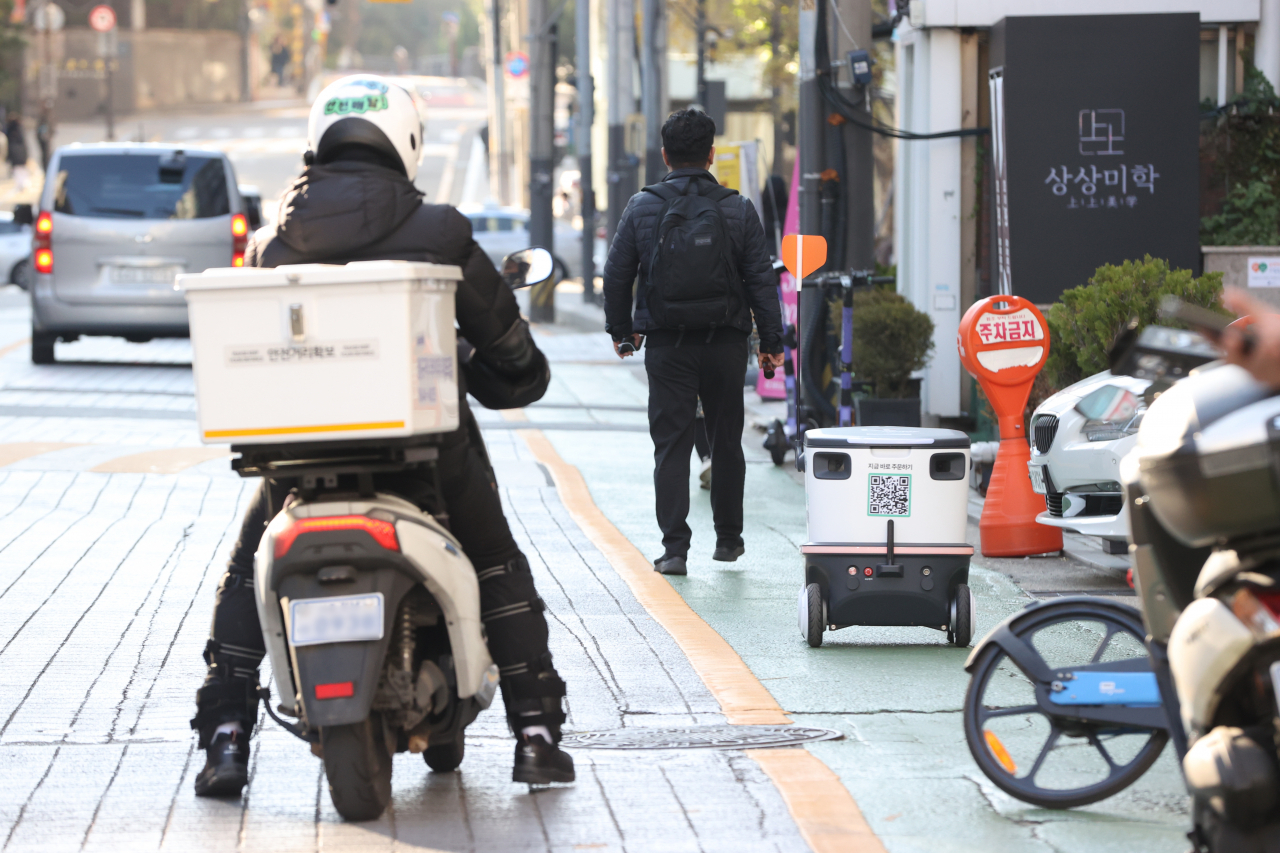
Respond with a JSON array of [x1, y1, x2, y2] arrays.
[[193, 406, 566, 744], [644, 336, 748, 558]]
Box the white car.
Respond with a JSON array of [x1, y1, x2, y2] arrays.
[[0, 210, 32, 288], [458, 203, 605, 281], [1027, 370, 1152, 549]]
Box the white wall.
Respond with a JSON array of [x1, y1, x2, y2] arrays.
[[896, 26, 964, 418]]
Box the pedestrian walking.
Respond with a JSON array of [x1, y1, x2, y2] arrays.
[[36, 101, 54, 174], [603, 108, 785, 576], [269, 36, 291, 85], [5, 112, 29, 193]]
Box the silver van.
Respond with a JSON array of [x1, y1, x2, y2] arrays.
[[28, 144, 248, 363]]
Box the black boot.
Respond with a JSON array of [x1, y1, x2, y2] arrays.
[[194, 730, 250, 796], [513, 733, 575, 784]]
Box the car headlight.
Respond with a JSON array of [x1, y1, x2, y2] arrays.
[[1077, 384, 1143, 442]]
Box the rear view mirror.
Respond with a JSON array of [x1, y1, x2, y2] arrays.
[[501, 247, 554, 290], [12, 204, 32, 226]]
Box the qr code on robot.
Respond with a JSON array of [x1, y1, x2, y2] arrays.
[[868, 474, 910, 516]]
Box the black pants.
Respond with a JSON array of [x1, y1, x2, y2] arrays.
[[192, 407, 567, 746], [644, 336, 748, 558]]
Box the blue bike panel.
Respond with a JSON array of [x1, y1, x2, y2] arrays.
[[1048, 671, 1161, 706]]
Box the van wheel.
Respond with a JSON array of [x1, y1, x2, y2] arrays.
[[321, 713, 393, 821], [31, 331, 55, 364], [423, 731, 465, 772]]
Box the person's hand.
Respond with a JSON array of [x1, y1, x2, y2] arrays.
[[1222, 287, 1280, 389], [759, 350, 785, 374], [613, 335, 642, 358]]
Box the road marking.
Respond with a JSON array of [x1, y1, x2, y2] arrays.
[[519, 428, 887, 853], [749, 749, 888, 853], [89, 447, 231, 474], [0, 337, 30, 358], [0, 442, 84, 467]]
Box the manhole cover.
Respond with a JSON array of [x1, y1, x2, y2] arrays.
[[560, 725, 843, 751]]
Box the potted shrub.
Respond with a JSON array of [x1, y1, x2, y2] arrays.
[[1044, 255, 1225, 391], [851, 289, 935, 427]]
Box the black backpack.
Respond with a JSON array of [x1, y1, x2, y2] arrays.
[[642, 178, 740, 331]]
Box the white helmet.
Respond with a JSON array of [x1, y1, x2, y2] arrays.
[[307, 75, 424, 181]]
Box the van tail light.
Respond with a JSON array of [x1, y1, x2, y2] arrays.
[[1232, 587, 1280, 639], [34, 211, 52, 273], [273, 515, 400, 559], [231, 213, 248, 267]]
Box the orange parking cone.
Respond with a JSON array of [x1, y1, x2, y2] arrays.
[[957, 296, 1062, 557]]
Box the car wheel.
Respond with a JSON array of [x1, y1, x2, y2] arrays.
[[11, 258, 30, 290], [31, 330, 55, 364]]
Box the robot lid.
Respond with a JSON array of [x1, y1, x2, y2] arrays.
[[805, 426, 970, 449]]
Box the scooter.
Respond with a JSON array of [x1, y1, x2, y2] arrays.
[[963, 309, 1280, 851], [238, 248, 555, 822]]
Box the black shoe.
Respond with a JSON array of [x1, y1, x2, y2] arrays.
[[194, 731, 250, 797], [713, 542, 745, 562], [654, 555, 687, 575], [513, 734, 575, 784]]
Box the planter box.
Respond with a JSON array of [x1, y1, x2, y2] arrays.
[[854, 398, 922, 427], [1202, 245, 1280, 310]]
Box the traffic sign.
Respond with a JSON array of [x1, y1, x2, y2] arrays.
[[956, 295, 1061, 557], [505, 51, 529, 78], [780, 233, 826, 284], [88, 4, 115, 31]]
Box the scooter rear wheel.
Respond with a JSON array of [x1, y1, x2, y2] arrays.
[[962, 601, 1168, 809], [322, 712, 394, 821]]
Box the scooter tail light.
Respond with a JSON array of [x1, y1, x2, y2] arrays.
[[315, 681, 354, 700], [273, 515, 399, 559], [1232, 587, 1280, 639]]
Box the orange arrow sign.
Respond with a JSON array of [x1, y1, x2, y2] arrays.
[[780, 234, 827, 284]]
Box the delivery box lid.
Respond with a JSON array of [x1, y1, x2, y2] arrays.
[[805, 426, 971, 449], [178, 260, 464, 292]]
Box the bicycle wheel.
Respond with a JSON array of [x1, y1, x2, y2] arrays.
[[963, 600, 1169, 808]]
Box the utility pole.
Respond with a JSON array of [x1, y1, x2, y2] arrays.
[[640, 0, 665, 184], [486, 0, 510, 204], [527, 0, 556, 323], [797, 0, 822, 239], [605, 0, 635, 243], [575, 0, 595, 302], [695, 0, 706, 108], [837, 0, 873, 271]]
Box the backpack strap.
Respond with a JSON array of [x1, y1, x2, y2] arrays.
[[641, 182, 682, 201]]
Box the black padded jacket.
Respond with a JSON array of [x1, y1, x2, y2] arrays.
[[246, 160, 548, 415], [602, 167, 783, 353]]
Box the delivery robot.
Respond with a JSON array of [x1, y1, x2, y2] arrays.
[[798, 426, 977, 648]]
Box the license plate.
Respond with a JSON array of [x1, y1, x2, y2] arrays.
[[1028, 463, 1046, 494], [109, 265, 181, 284], [289, 593, 384, 647]]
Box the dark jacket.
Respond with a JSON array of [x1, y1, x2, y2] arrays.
[[602, 168, 783, 353], [247, 160, 547, 413]]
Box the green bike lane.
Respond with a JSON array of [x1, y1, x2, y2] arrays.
[[522, 356, 1190, 853]]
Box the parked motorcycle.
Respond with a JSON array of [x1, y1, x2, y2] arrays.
[[964, 312, 1280, 851], [236, 248, 554, 821]]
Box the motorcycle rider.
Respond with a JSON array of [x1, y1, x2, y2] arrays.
[[191, 75, 574, 795]]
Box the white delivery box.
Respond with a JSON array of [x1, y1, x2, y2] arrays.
[[181, 261, 462, 445]]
